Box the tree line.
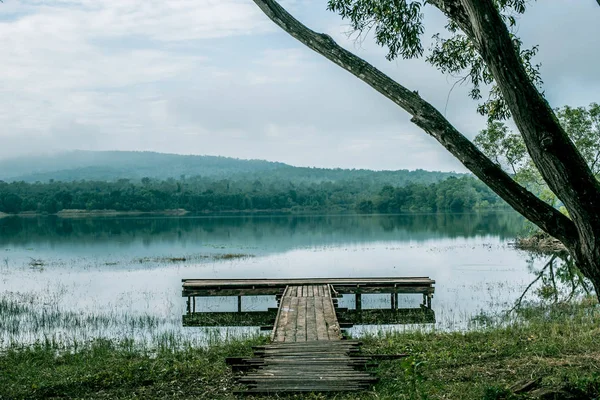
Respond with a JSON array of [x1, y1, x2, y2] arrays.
[[0, 175, 506, 214]]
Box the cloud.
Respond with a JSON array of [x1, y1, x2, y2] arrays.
[[0, 0, 597, 173], [0, 0, 266, 154], [2, 0, 273, 41]]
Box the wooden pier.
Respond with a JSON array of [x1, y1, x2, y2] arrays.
[[272, 284, 341, 342], [182, 277, 435, 394]]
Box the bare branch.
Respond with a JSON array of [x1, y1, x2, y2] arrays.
[[252, 0, 578, 246], [548, 259, 558, 303], [510, 254, 556, 312]]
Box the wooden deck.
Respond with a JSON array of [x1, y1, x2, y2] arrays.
[[272, 284, 341, 342], [182, 277, 434, 296], [182, 277, 435, 394]]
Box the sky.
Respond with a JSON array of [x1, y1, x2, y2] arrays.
[[1, 0, 598, 171]]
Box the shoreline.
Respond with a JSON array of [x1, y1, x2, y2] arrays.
[[513, 231, 568, 254], [0, 207, 513, 219], [57, 208, 190, 217], [2, 209, 191, 218]]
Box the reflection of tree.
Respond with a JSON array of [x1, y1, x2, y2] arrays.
[[512, 252, 593, 311], [0, 212, 525, 248]]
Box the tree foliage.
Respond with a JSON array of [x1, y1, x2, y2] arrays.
[[326, 0, 543, 121], [0, 175, 506, 214], [474, 103, 600, 206]]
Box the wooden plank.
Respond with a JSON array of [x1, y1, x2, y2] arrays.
[[272, 287, 290, 342], [286, 296, 299, 342], [183, 277, 434, 286], [305, 297, 318, 341], [326, 285, 341, 340], [183, 288, 283, 297], [315, 295, 328, 341], [256, 341, 361, 347], [255, 342, 361, 348], [296, 296, 307, 342], [333, 286, 432, 294]]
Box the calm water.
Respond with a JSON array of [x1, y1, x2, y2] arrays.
[[0, 212, 541, 347]]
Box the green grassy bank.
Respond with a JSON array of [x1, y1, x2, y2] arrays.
[[1, 300, 599, 400]]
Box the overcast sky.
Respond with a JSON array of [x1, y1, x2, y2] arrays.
[[1, 0, 598, 171]]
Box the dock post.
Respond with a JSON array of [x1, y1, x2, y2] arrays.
[[238, 296, 242, 313], [355, 293, 362, 311], [192, 296, 196, 313], [390, 293, 395, 310], [186, 296, 191, 314]]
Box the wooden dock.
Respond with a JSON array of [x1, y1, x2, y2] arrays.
[[182, 277, 435, 394], [272, 284, 341, 342]]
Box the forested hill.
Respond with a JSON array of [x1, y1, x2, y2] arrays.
[[0, 151, 504, 215], [0, 151, 461, 185]]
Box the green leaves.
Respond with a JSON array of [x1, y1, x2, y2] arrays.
[[474, 103, 600, 204], [556, 103, 600, 176], [473, 121, 527, 174], [327, 0, 425, 60], [326, 0, 540, 121]]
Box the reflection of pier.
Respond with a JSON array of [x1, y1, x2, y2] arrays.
[[182, 277, 434, 394]]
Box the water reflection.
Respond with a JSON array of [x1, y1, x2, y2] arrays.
[[0, 212, 525, 250], [0, 212, 539, 348]]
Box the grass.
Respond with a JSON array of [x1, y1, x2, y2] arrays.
[[0, 292, 264, 350], [131, 253, 254, 264], [1, 300, 599, 399]]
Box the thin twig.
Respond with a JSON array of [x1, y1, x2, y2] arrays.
[[510, 254, 556, 312], [548, 258, 558, 303], [566, 266, 577, 302]]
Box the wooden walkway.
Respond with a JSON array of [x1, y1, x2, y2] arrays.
[[272, 284, 341, 342], [231, 285, 372, 393], [229, 341, 376, 394], [182, 277, 435, 394]]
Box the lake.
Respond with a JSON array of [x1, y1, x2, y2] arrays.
[[0, 212, 542, 348]]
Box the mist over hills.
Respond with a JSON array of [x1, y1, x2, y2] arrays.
[[0, 151, 462, 185]]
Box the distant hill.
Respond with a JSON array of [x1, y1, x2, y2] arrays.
[[0, 151, 286, 182], [0, 150, 463, 185]]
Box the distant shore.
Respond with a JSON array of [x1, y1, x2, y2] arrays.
[[1, 209, 190, 218], [0, 208, 513, 219]]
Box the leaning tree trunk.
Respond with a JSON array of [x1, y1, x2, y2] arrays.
[[251, 0, 600, 300], [456, 0, 600, 296]]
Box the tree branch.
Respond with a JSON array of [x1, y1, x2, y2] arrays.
[[510, 254, 556, 313], [251, 0, 578, 246]]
